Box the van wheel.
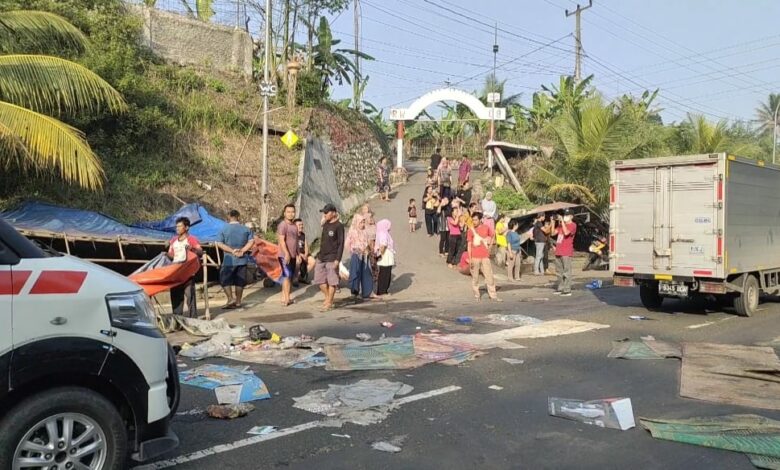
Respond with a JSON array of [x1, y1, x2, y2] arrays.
[[0, 387, 127, 470], [640, 282, 663, 310], [734, 275, 759, 317]]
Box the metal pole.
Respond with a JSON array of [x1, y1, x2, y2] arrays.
[[773, 102, 779, 164], [566, 0, 593, 83], [260, 0, 272, 231], [354, 0, 361, 111]]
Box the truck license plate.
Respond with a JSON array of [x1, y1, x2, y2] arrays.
[[659, 282, 688, 297]]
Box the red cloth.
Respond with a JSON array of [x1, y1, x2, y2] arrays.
[[467, 224, 493, 259], [130, 251, 200, 297], [458, 252, 471, 275], [252, 238, 285, 283], [555, 223, 577, 257]]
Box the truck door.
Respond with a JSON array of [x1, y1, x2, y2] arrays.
[[614, 166, 660, 273], [668, 163, 719, 276], [653, 167, 673, 270]]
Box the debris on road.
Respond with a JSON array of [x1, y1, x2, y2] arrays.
[[488, 385, 504, 390], [484, 314, 542, 326], [628, 315, 652, 321], [585, 280, 603, 290], [331, 434, 351, 439], [608, 338, 681, 360], [456, 316, 473, 325], [549, 397, 635, 430], [175, 316, 249, 340], [179, 364, 271, 402], [380, 321, 394, 328], [446, 319, 610, 350], [179, 331, 233, 360], [640, 414, 780, 468], [207, 403, 255, 419], [247, 426, 277, 435], [680, 343, 780, 410], [292, 379, 413, 426], [372, 442, 402, 453], [501, 358, 525, 365], [215, 384, 243, 404], [356, 333, 372, 342], [371, 435, 407, 453]]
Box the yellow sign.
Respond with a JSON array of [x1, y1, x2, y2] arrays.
[[281, 130, 299, 149]]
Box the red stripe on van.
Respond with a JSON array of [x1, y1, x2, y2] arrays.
[[0, 271, 32, 295], [29, 271, 87, 295], [693, 270, 713, 276]]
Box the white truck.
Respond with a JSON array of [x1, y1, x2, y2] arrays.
[[0, 217, 179, 469], [610, 153, 780, 316]]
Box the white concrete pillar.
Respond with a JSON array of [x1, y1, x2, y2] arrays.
[[396, 121, 405, 168]]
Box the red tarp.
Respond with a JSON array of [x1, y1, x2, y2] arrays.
[[252, 238, 287, 283]]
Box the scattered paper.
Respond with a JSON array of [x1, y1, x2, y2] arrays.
[[372, 442, 402, 453], [549, 397, 635, 430], [501, 358, 525, 365], [215, 385, 243, 405], [247, 426, 277, 435], [489, 385, 504, 390], [331, 434, 351, 439]]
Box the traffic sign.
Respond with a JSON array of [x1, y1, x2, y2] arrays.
[[281, 130, 299, 149], [487, 92, 501, 104]]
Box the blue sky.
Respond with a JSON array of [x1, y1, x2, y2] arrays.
[[165, 0, 780, 125], [325, 0, 780, 124]]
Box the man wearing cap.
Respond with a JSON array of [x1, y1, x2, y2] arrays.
[[551, 209, 577, 296], [315, 204, 345, 310]]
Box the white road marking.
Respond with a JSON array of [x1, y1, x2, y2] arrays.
[[687, 316, 735, 329], [133, 385, 462, 469]]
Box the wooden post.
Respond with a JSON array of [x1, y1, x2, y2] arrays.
[[202, 254, 210, 320]]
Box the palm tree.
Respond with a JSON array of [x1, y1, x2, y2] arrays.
[[542, 74, 594, 114], [526, 96, 647, 211], [312, 17, 373, 94], [754, 93, 780, 137], [685, 114, 729, 154], [0, 10, 126, 190]]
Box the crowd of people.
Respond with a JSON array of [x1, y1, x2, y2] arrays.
[[413, 148, 580, 301]]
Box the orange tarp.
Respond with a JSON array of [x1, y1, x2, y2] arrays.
[[252, 238, 285, 283], [129, 252, 200, 297]]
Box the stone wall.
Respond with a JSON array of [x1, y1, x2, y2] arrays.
[[131, 6, 253, 78]]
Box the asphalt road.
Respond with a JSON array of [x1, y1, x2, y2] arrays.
[[138, 164, 780, 470]]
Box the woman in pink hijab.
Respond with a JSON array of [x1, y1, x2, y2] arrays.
[[374, 219, 395, 296]]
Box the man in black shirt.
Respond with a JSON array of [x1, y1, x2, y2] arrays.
[[430, 147, 442, 172], [532, 213, 550, 275], [314, 203, 345, 310]]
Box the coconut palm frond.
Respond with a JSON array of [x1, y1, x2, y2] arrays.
[[0, 10, 88, 53], [0, 100, 104, 190], [0, 54, 126, 115]]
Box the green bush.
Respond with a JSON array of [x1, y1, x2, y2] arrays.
[[492, 186, 533, 213]]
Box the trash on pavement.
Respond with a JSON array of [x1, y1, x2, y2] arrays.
[[215, 384, 243, 404], [640, 414, 780, 468], [488, 385, 504, 390], [249, 324, 273, 341], [247, 425, 277, 435], [628, 315, 651, 321], [608, 338, 681, 360], [585, 280, 603, 290], [331, 434, 351, 439], [292, 379, 413, 426], [179, 364, 271, 402], [501, 358, 525, 365], [549, 397, 635, 430], [380, 321, 394, 328], [680, 342, 780, 410], [445, 319, 609, 350], [484, 314, 542, 326], [175, 315, 248, 340], [356, 333, 372, 342], [207, 403, 255, 419], [178, 331, 233, 360], [456, 316, 473, 325], [371, 435, 407, 453], [372, 442, 402, 453]]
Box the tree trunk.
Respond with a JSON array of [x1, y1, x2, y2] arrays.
[[306, 9, 315, 71], [282, 0, 291, 87]]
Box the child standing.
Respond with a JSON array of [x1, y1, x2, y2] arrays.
[[407, 198, 418, 232]]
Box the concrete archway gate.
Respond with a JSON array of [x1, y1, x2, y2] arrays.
[[389, 88, 506, 168]]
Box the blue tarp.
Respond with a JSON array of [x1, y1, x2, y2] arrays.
[[133, 203, 228, 242], [1, 201, 170, 241]]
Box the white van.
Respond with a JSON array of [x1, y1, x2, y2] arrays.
[[0, 217, 179, 469]]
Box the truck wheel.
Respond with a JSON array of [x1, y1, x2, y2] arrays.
[[0, 386, 127, 470], [734, 275, 759, 317], [640, 282, 663, 310]]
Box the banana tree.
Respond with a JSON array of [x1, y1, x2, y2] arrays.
[[178, 0, 214, 21], [312, 17, 373, 94]]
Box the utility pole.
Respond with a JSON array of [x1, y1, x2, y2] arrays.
[[773, 101, 780, 165], [260, 0, 272, 231], [489, 23, 498, 142], [565, 0, 593, 82], [353, 0, 361, 111]]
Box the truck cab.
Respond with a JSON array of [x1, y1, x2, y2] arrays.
[[0, 217, 179, 469]]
